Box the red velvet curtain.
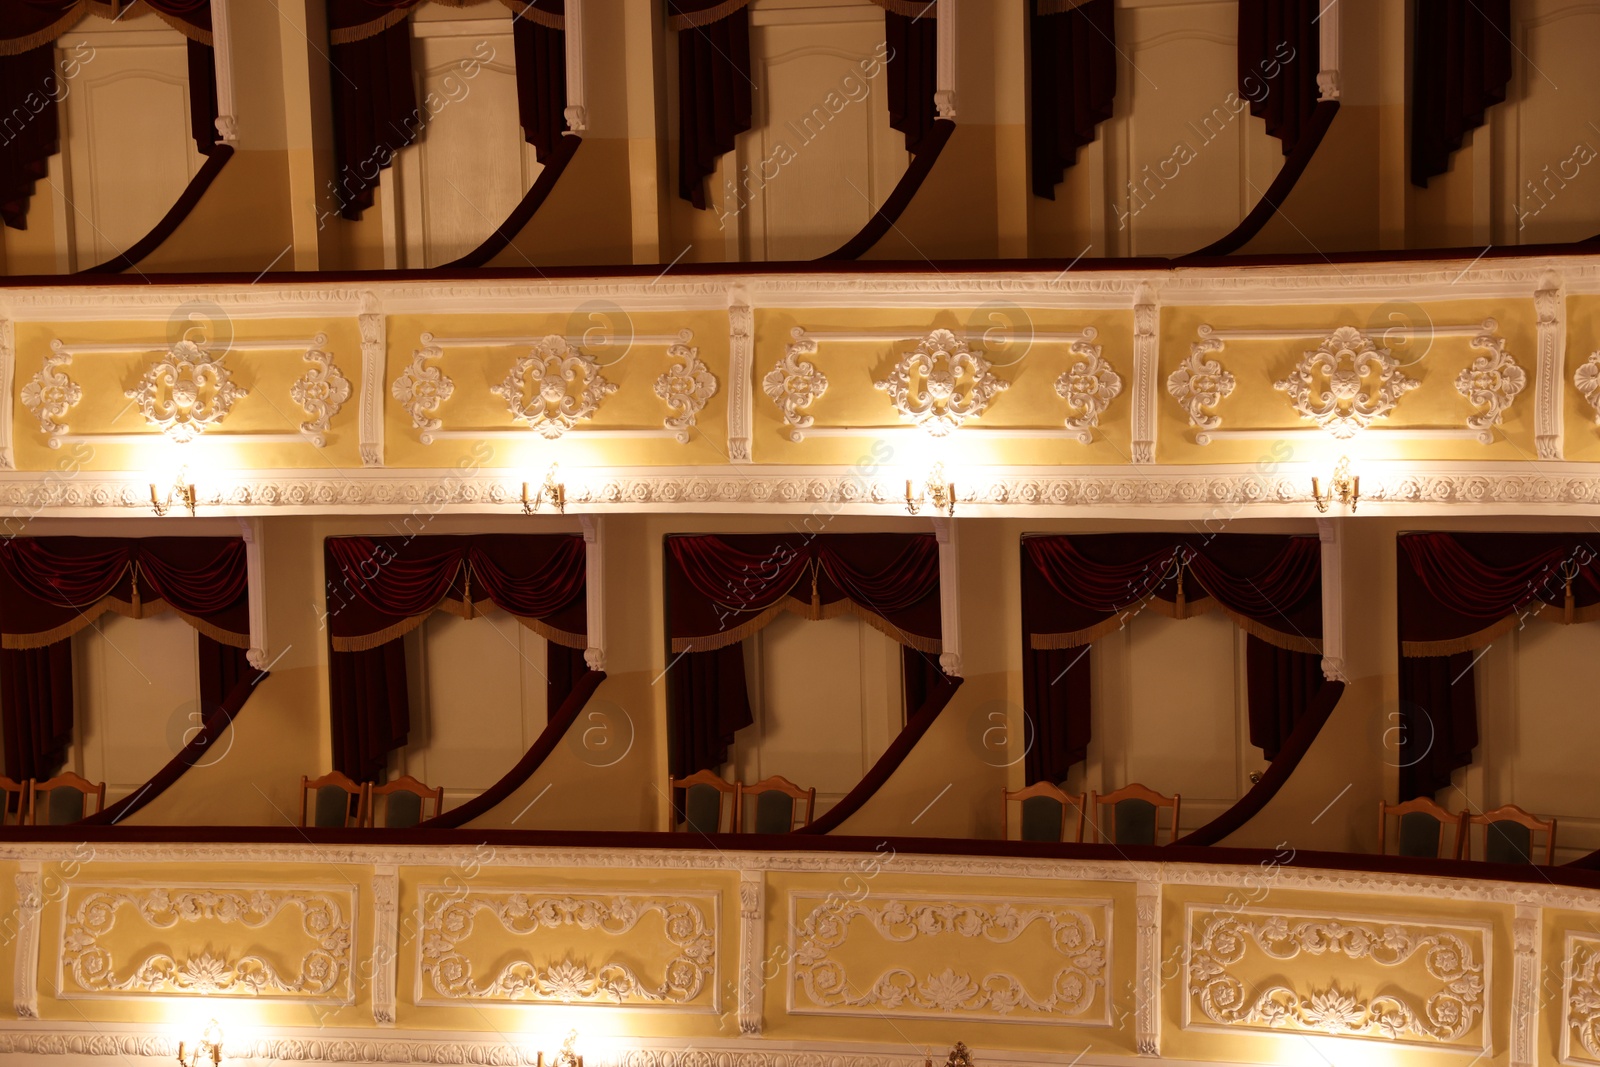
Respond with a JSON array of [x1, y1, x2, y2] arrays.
[[1021, 534, 1323, 784], [884, 9, 937, 153], [664, 533, 942, 776], [1396, 532, 1600, 797], [0, 536, 249, 782], [327, 0, 566, 219], [1029, 0, 1115, 198], [0, 0, 216, 229], [669, 0, 752, 209], [1237, 0, 1321, 156], [323, 534, 587, 782], [1410, 0, 1511, 187]]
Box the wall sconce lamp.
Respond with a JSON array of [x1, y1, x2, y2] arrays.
[[538, 1029, 583, 1067], [522, 463, 567, 515], [905, 461, 955, 516], [175, 1019, 224, 1067], [925, 1042, 974, 1067], [1311, 456, 1359, 514], [150, 467, 197, 517]]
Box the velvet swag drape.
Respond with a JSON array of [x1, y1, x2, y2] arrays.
[[327, 0, 567, 219], [1237, 0, 1321, 155], [0, 0, 217, 229], [0, 537, 251, 781], [1410, 0, 1511, 187], [664, 533, 942, 776], [1397, 532, 1600, 798], [323, 533, 589, 782], [1029, 0, 1115, 197], [1021, 534, 1325, 785]]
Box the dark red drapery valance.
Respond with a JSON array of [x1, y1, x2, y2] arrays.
[[666, 533, 942, 653], [884, 8, 937, 154], [1397, 532, 1600, 798], [669, 0, 752, 209], [1029, 0, 1114, 198], [1238, 0, 1321, 156], [1410, 0, 1511, 187], [1021, 533, 1324, 784], [324, 533, 587, 782]]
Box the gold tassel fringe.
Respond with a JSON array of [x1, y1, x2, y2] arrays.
[[667, 0, 754, 31]]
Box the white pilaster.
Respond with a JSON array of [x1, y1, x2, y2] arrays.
[[1535, 277, 1565, 460], [581, 516, 606, 672], [934, 0, 957, 119], [1317, 517, 1347, 682], [562, 0, 588, 133], [238, 517, 269, 670], [13, 862, 40, 1019], [1134, 879, 1160, 1056], [728, 291, 753, 463], [371, 865, 398, 1026], [736, 870, 764, 1036], [932, 517, 961, 677], [1317, 0, 1341, 101], [211, 0, 240, 142], [358, 292, 385, 467], [1132, 285, 1159, 464]]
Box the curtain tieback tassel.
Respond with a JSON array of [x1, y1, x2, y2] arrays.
[[1566, 572, 1575, 624], [1174, 564, 1186, 619], [462, 564, 474, 619], [130, 563, 141, 614]]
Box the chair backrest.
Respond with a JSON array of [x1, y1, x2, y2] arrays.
[[1002, 783, 1086, 843], [0, 777, 28, 827], [1089, 784, 1180, 845], [669, 770, 736, 834], [738, 775, 816, 833], [1464, 804, 1555, 865], [369, 776, 444, 828], [1378, 798, 1465, 859], [300, 772, 367, 829], [29, 773, 104, 826]]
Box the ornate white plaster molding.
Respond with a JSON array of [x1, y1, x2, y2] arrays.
[[1185, 907, 1487, 1051], [1131, 289, 1158, 463], [416, 889, 717, 1008], [737, 870, 764, 1037], [875, 329, 1008, 437], [125, 340, 249, 443], [763, 331, 829, 443], [933, 517, 962, 678], [371, 865, 398, 1026], [391, 346, 454, 444], [1565, 932, 1600, 1065], [1535, 280, 1565, 459], [1575, 352, 1600, 429], [1274, 326, 1419, 439], [1512, 904, 1539, 1067], [1167, 340, 1235, 439], [1134, 880, 1160, 1057], [59, 885, 354, 1002], [580, 515, 606, 672], [1317, 517, 1347, 682], [655, 334, 717, 443], [489, 334, 618, 440], [1053, 341, 1121, 443], [0, 318, 13, 469], [727, 296, 753, 462], [13, 863, 39, 1019], [288, 342, 351, 448], [21, 344, 80, 449], [238, 517, 268, 670], [356, 294, 386, 466], [1455, 333, 1526, 439]]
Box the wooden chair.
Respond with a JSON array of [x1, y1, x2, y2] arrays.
[[1003, 782, 1087, 843], [1461, 804, 1556, 865], [1379, 797, 1466, 859], [1089, 783, 1180, 845], [367, 776, 444, 828], [299, 772, 368, 829], [29, 772, 104, 825], [0, 777, 28, 827], [669, 770, 737, 834], [738, 775, 816, 833]]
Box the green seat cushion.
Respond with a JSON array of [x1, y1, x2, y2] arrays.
[[1485, 820, 1535, 864], [1113, 798, 1158, 845], [314, 786, 352, 828], [753, 789, 795, 834], [683, 783, 724, 834], [384, 790, 423, 829], [45, 788, 84, 825], [1397, 811, 1444, 858], [1020, 795, 1065, 842]]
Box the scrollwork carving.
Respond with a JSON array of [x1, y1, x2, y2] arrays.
[[22, 343, 81, 448], [654, 333, 716, 443], [125, 340, 249, 443], [1053, 341, 1121, 443], [1167, 339, 1235, 437], [392, 346, 454, 444], [1454, 333, 1524, 440], [764, 330, 829, 443], [874, 329, 1008, 436], [490, 335, 618, 439], [1274, 326, 1419, 438], [289, 341, 351, 447]]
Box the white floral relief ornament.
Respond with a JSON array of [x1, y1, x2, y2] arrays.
[[763, 329, 829, 443], [392, 345, 454, 444], [875, 328, 1009, 437], [491, 334, 618, 440], [1274, 325, 1419, 439], [1167, 339, 1236, 437], [654, 333, 716, 443], [1575, 351, 1600, 425], [1054, 339, 1121, 442], [125, 339, 250, 443], [21, 342, 81, 448], [1453, 333, 1525, 441], [289, 342, 352, 447]]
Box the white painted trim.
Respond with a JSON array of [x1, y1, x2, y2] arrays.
[[1316, 0, 1340, 101], [1134, 879, 1160, 1056], [1536, 277, 1565, 459], [1317, 517, 1346, 682], [238, 516, 268, 670], [210, 0, 239, 143], [1511, 903, 1539, 1067], [563, 0, 589, 133], [934, 0, 957, 119], [1198, 427, 1489, 444], [11, 862, 39, 1019], [371, 864, 399, 1026], [581, 515, 605, 671], [357, 293, 386, 467], [0, 319, 13, 470], [933, 516, 961, 677], [736, 869, 764, 1036], [1132, 287, 1158, 463], [728, 292, 753, 462]]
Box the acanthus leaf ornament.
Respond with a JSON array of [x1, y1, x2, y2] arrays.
[[763, 329, 829, 443], [125, 340, 249, 443], [1454, 332, 1525, 441], [1575, 351, 1600, 426], [875, 328, 1008, 436], [392, 345, 454, 445], [22, 342, 81, 448], [1167, 339, 1236, 438], [654, 331, 716, 443], [1053, 338, 1121, 442], [1274, 326, 1419, 439], [288, 339, 352, 447], [491, 334, 618, 439]]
